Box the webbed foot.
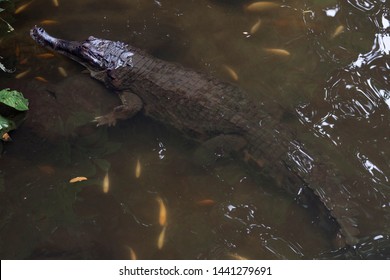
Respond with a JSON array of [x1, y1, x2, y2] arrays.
[[92, 92, 143, 127], [93, 113, 118, 127]]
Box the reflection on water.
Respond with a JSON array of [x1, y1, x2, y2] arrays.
[[0, 0, 389, 259]]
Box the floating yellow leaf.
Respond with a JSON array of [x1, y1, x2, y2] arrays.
[[52, 0, 59, 7], [103, 172, 109, 193], [245, 2, 279, 12], [264, 48, 290, 56], [156, 196, 167, 226], [135, 158, 141, 178], [223, 65, 239, 81], [250, 18, 262, 34], [2, 133, 12, 142], [157, 225, 167, 250], [69, 176, 88, 183]]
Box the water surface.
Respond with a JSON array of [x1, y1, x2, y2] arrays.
[[0, 0, 389, 259]]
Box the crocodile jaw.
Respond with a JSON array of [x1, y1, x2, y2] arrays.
[[30, 26, 134, 72]]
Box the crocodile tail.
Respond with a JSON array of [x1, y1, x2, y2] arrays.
[[246, 122, 361, 245]]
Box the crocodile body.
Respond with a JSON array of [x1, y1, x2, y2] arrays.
[[30, 27, 362, 246]]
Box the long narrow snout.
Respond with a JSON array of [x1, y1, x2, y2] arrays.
[[30, 26, 133, 71], [30, 26, 83, 61]]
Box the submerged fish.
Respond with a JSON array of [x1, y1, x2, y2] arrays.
[[69, 176, 88, 183], [135, 158, 141, 178], [157, 225, 167, 250], [156, 196, 167, 226], [245, 2, 279, 12], [196, 199, 216, 206], [36, 53, 55, 58], [227, 252, 249, 260], [34, 76, 49, 83], [40, 19, 59, 25], [250, 18, 262, 35], [15, 69, 31, 79], [331, 25, 345, 39], [103, 172, 109, 193], [14, 1, 34, 15], [264, 48, 291, 56], [57, 66, 68, 77], [38, 165, 55, 175], [223, 65, 239, 81], [129, 247, 137, 260]]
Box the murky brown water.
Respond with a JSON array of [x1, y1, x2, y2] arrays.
[[0, 0, 389, 259]]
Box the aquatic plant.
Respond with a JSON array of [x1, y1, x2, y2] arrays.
[[0, 88, 28, 141]]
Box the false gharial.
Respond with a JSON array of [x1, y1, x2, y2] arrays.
[[30, 26, 384, 252]]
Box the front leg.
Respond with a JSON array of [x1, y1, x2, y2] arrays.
[[94, 91, 143, 126]]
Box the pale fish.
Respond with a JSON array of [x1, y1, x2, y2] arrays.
[[264, 48, 290, 56], [40, 20, 59, 25], [245, 2, 279, 12], [156, 196, 167, 226], [15, 44, 20, 58], [36, 53, 54, 58], [52, 0, 59, 7], [223, 65, 239, 81], [250, 18, 262, 34], [227, 252, 248, 260], [196, 199, 216, 206], [19, 58, 28, 65], [103, 172, 109, 193], [331, 25, 344, 39], [57, 66, 68, 77], [34, 76, 49, 83], [15, 1, 34, 15], [15, 69, 30, 79], [129, 247, 137, 260], [69, 176, 88, 183], [38, 165, 55, 175], [157, 225, 167, 250], [135, 158, 141, 178]]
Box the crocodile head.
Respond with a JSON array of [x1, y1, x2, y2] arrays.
[[30, 26, 134, 72]]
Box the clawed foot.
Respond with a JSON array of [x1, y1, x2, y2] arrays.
[[93, 113, 118, 127]]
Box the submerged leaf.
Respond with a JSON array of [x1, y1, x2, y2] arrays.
[[0, 88, 29, 111], [0, 114, 16, 139]]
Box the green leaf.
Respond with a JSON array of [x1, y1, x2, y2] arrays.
[[0, 88, 29, 111], [0, 114, 15, 137]]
